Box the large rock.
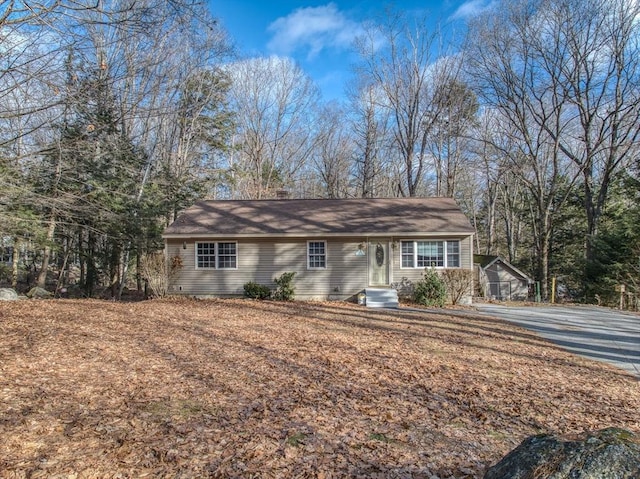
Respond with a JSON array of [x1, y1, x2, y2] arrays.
[[0, 288, 19, 301], [26, 286, 53, 299], [485, 428, 640, 479]]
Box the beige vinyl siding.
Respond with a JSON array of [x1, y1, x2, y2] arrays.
[[166, 237, 369, 299], [166, 233, 474, 300], [484, 262, 530, 301], [297, 239, 369, 299]]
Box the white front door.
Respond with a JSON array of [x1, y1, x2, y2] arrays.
[[369, 240, 389, 286]]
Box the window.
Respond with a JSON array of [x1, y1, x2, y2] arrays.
[[308, 241, 326, 269], [400, 240, 460, 268], [0, 246, 12, 264], [401, 241, 414, 268], [197, 242, 216, 268], [196, 242, 237, 269], [447, 241, 460, 267], [417, 241, 443, 267], [217, 242, 237, 269]]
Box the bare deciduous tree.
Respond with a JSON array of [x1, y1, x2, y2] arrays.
[[355, 10, 449, 197], [225, 56, 319, 199], [430, 77, 478, 197], [347, 80, 391, 198], [466, 5, 581, 299], [534, 0, 640, 261], [467, 0, 640, 297], [311, 103, 354, 198]]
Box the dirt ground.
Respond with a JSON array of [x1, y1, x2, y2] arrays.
[[1, 298, 638, 478]]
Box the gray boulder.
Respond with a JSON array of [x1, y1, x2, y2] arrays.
[[485, 428, 640, 479], [0, 288, 19, 301], [26, 286, 53, 299]]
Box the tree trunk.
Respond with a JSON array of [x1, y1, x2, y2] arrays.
[[539, 234, 550, 301], [55, 249, 70, 297], [535, 209, 553, 301], [136, 248, 142, 293], [85, 230, 96, 298], [486, 190, 496, 255], [11, 238, 20, 288], [583, 167, 608, 266], [36, 211, 57, 288], [78, 228, 85, 289], [110, 245, 119, 299], [117, 248, 127, 300]]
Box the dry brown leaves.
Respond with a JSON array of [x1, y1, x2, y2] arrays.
[[0, 298, 638, 478]]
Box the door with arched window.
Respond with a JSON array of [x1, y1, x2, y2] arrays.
[[368, 240, 389, 286]]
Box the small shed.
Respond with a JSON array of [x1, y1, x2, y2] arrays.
[[475, 254, 533, 301]]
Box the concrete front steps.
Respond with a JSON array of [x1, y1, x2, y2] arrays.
[[364, 287, 399, 308]]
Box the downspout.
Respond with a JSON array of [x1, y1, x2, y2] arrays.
[[365, 236, 370, 288], [470, 232, 475, 302]]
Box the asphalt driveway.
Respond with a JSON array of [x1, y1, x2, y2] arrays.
[[474, 304, 640, 379]]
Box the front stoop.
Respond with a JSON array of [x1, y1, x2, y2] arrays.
[[365, 287, 399, 308]]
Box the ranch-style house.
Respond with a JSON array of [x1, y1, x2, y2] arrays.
[[162, 197, 476, 305]]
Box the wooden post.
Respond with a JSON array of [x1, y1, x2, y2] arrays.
[[617, 284, 626, 310], [551, 276, 556, 304]]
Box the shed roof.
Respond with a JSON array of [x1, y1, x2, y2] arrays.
[[474, 254, 499, 268], [474, 254, 533, 283], [163, 197, 475, 238]]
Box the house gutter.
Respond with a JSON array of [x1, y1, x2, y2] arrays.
[[162, 231, 474, 240]]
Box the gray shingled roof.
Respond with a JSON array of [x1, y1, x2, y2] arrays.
[[474, 254, 499, 268], [474, 254, 533, 282], [163, 197, 475, 237]]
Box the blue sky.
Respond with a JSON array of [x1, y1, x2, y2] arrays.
[[210, 1, 496, 102]]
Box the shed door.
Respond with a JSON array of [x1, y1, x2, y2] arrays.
[[488, 281, 511, 301], [369, 240, 389, 286]]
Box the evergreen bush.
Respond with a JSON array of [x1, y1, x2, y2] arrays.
[[413, 268, 447, 307], [243, 281, 271, 300], [272, 272, 296, 301]]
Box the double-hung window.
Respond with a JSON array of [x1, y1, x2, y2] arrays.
[[196, 242, 237, 269], [400, 240, 460, 268], [307, 241, 327, 269], [446, 241, 460, 267]]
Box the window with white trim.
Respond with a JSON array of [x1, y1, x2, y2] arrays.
[[196, 242, 237, 269], [400, 240, 461, 268], [446, 241, 460, 267], [307, 241, 326, 269]]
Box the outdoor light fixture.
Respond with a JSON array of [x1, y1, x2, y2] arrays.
[[182, 241, 187, 249]]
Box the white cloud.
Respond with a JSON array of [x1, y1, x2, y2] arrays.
[[267, 3, 364, 59], [450, 0, 497, 21]]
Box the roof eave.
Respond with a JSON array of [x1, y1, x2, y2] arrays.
[[483, 257, 533, 283], [162, 230, 475, 240]]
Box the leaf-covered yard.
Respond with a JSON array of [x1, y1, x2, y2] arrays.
[[1, 299, 638, 478]]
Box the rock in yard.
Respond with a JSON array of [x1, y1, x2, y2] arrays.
[[0, 288, 19, 301], [26, 287, 53, 299], [484, 428, 640, 479]]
